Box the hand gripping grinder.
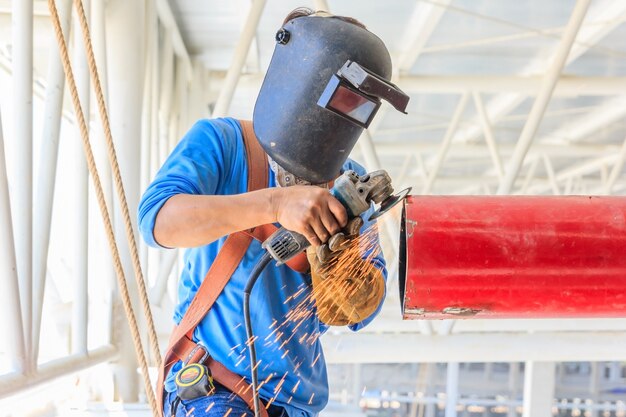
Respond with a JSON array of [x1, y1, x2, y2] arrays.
[[262, 169, 410, 264]]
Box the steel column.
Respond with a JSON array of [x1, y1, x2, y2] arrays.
[[211, 0, 266, 117], [497, 0, 592, 195], [91, 0, 115, 346], [11, 0, 34, 373], [149, 21, 160, 179], [71, 0, 91, 356], [589, 362, 600, 417], [139, 0, 157, 275], [522, 362, 555, 417], [147, 18, 161, 293], [140, 10, 154, 194], [32, 0, 72, 362], [168, 57, 184, 151], [91, 0, 113, 210], [158, 31, 173, 164], [445, 363, 459, 417], [176, 58, 189, 139], [351, 364, 361, 407], [0, 111, 26, 374], [155, 0, 192, 80], [104, 0, 146, 401], [508, 364, 520, 417]]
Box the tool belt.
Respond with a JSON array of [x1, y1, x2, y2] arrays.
[[156, 120, 309, 417]]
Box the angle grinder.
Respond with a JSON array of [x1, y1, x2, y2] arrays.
[[262, 169, 411, 264]]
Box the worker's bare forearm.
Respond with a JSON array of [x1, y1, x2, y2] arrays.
[[154, 189, 278, 248]]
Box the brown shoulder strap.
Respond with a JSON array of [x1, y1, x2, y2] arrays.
[[157, 120, 270, 417], [240, 119, 268, 192], [157, 232, 257, 416], [239, 120, 310, 273]]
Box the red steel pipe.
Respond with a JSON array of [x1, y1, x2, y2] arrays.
[[399, 196, 626, 319]]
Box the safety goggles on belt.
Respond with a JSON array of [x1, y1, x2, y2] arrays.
[[317, 60, 409, 128]]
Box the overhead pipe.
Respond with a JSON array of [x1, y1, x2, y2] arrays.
[[399, 196, 626, 319]]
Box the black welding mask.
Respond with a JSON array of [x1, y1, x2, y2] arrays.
[[253, 15, 409, 184]]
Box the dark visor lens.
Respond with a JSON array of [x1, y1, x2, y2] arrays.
[[328, 85, 378, 124]]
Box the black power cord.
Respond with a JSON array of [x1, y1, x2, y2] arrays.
[[243, 251, 273, 417]]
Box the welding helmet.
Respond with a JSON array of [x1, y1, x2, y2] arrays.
[[253, 15, 409, 184]]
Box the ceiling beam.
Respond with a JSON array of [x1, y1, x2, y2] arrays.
[[397, 0, 452, 74], [540, 95, 626, 142], [0, 1, 49, 16], [445, 0, 626, 147], [400, 176, 612, 189], [525, 154, 618, 194], [155, 0, 192, 80], [497, 0, 592, 195], [400, 75, 626, 96], [212, 0, 266, 117], [218, 72, 626, 97], [357, 143, 622, 159], [350, 316, 626, 334], [421, 93, 469, 194], [453, 94, 626, 195]]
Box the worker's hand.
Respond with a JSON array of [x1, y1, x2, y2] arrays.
[[270, 186, 348, 246], [315, 216, 364, 263]]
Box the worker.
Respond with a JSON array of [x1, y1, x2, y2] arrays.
[[138, 7, 401, 417]]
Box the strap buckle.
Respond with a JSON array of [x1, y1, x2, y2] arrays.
[[184, 344, 210, 366]]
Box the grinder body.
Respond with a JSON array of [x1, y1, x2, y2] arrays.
[[262, 170, 393, 265]]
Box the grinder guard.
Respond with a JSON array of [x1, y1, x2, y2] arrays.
[[253, 16, 396, 184]]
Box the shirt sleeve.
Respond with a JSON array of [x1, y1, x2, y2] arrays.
[[137, 118, 238, 248]]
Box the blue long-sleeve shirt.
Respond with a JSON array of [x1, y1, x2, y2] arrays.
[[138, 117, 387, 417]]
